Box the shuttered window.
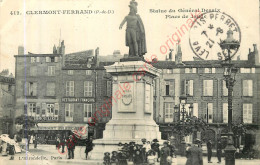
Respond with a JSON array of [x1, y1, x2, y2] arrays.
[[27, 82, 37, 96], [223, 103, 228, 123], [193, 103, 198, 117], [65, 104, 74, 122], [84, 104, 92, 122], [186, 80, 193, 96], [207, 103, 213, 123], [203, 80, 213, 96], [243, 104, 252, 123], [84, 81, 93, 97], [66, 81, 74, 96], [243, 80, 253, 96], [54, 103, 59, 117], [48, 66, 55, 76], [165, 103, 174, 122], [165, 80, 174, 96]]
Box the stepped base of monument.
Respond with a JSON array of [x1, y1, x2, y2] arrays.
[[120, 56, 144, 62], [89, 119, 161, 160]]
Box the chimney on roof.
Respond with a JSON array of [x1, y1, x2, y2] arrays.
[[95, 47, 100, 67], [169, 49, 173, 61], [18, 46, 24, 55], [248, 44, 259, 65], [253, 44, 259, 65], [60, 40, 65, 55], [175, 42, 182, 64], [53, 45, 57, 54]]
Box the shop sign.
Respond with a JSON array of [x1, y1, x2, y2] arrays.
[[61, 97, 95, 103]]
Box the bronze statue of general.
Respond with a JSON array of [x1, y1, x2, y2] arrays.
[[119, 0, 147, 57]]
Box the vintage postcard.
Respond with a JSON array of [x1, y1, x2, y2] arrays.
[[0, 0, 259, 164]]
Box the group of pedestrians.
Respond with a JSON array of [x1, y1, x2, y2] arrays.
[[55, 135, 77, 159], [102, 138, 177, 165], [55, 134, 94, 160], [206, 139, 222, 164]]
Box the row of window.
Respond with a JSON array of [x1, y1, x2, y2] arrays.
[[26, 103, 96, 122], [29, 66, 93, 77], [163, 68, 256, 74], [164, 103, 253, 124], [164, 79, 253, 96], [30, 56, 59, 63], [67, 70, 92, 75], [65, 80, 112, 97], [25, 80, 112, 97], [26, 82, 55, 96], [26, 103, 59, 117], [64, 103, 96, 122]]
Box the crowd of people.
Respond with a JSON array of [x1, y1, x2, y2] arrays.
[[2, 132, 259, 164], [102, 138, 177, 165]]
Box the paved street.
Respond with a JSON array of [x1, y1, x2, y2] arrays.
[[0, 144, 260, 165]]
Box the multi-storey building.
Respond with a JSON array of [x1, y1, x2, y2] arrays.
[[14, 39, 260, 150], [60, 48, 114, 139], [0, 71, 15, 135], [14, 42, 65, 143], [14, 41, 117, 141], [153, 44, 260, 149]]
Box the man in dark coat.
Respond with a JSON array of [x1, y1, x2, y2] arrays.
[[217, 139, 222, 163], [160, 141, 171, 165], [129, 141, 135, 161], [66, 135, 76, 159], [61, 135, 65, 153], [185, 140, 203, 165], [207, 140, 213, 163], [151, 139, 160, 161], [133, 149, 143, 165], [141, 138, 147, 163], [85, 136, 94, 159]]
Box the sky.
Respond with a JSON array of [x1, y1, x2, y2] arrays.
[[0, 0, 259, 74]]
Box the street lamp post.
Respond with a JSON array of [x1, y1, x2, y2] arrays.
[[220, 29, 240, 165], [174, 95, 193, 156]]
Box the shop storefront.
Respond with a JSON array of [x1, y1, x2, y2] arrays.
[[31, 123, 89, 144]]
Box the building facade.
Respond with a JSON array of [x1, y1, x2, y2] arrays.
[[0, 71, 15, 135], [153, 44, 260, 149], [14, 41, 116, 141], [14, 40, 260, 149]]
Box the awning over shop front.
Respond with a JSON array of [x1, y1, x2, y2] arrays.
[[31, 123, 88, 131]]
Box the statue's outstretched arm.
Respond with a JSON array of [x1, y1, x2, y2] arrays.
[[119, 17, 127, 29]]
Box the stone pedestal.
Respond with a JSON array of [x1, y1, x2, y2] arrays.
[[90, 60, 162, 160], [224, 132, 236, 165]]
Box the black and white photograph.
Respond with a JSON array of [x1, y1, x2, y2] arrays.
[[0, 0, 259, 164]]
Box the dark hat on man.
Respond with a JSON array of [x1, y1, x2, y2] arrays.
[[163, 141, 169, 145], [118, 142, 122, 146], [141, 138, 147, 142], [112, 151, 118, 155], [153, 139, 159, 142], [104, 152, 110, 156]]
